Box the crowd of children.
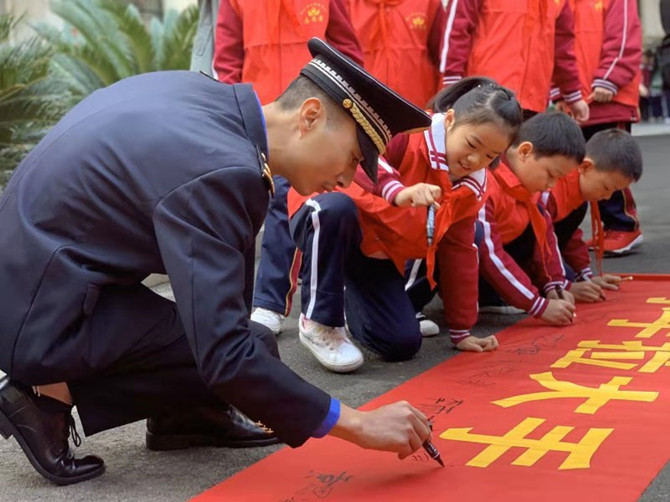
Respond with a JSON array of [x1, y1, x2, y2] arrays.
[[210, 0, 646, 373]]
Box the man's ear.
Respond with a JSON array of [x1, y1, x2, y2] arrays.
[[298, 97, 325, 137], [578, 158, 594, 175]]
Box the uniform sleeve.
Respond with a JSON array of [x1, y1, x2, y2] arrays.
[[214, 0, 245, 83], [552, 0, 582, 104], [440, 0, 483, 87], [326, 0, 364, 65], [153, 167, 331, 447], [539, 191, 592, 280], [427, 1, 448, 68], [562, 226, 593, 280], [477, 201, 548, 317], [592, 0, 642, 93], [436, 215, 478, 344], [533, 207, 569, 294]]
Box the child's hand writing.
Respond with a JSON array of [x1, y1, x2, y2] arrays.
[[592, 274, 623, 290], [569, 281, 605, 303], [540, 299, 576, 325]]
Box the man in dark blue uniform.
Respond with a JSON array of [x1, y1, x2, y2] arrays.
[[0, 39, 434, 485]]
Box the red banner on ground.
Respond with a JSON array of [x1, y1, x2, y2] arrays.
[[194, 275, 670, 502]]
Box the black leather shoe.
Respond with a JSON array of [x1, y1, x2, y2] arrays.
[[0, 377, 105, 485], [146, 404, 280, 451]]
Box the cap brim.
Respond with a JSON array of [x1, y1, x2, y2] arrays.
[[357, 127, 378, 184]]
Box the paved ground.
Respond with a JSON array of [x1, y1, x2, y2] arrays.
[[1, 130, 669, 501]]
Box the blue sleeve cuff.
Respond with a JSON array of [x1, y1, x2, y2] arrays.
[[312, 398, 341, 438]]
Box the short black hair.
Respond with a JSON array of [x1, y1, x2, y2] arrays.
[[275, 75, 344, 125], [586, 129, 643, 181], [513, 112, 585, 163]]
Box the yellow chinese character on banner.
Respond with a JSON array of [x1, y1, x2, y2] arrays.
[[492, 372, 657, 414], [551, 340, 670, 373], [440, 417, 612, 470], [608, 308, 670, 338]]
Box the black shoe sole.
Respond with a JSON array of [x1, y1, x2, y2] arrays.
[[145, 430, 281, 451], [0, 407, 105, 486]]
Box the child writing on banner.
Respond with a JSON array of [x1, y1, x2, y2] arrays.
[[215, 0, 364, 335], [345, 0, 447, 108], [476, 112, 585, 325], [540, 128, 643, 303], [286, 77, 523, 373]]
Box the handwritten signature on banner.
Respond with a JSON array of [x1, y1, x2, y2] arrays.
[[439, 298, 670, 470]]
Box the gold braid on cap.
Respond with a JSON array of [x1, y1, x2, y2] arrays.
[[342, 98, 386, 154]]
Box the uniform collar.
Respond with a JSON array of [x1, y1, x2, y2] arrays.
[[233, 83, 269, 161]]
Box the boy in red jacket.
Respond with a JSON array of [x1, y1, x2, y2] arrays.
[[540, 128, 643, 302], [476, 113, 584, 324]]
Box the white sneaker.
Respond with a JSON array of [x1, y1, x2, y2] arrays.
[[250, 308, 285, 336], [416, 313, 439, 337], [298, 314, 363, 373]]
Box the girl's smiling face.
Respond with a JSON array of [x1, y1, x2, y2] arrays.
[[443, 109, 511, 179]]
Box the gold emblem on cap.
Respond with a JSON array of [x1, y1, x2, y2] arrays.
[[342, 99, 385, 154]]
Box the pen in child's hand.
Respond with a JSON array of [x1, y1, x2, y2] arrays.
[[426, 205, 435, 246]]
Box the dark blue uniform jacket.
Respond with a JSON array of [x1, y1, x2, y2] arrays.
[[0, 71, 329, 446]]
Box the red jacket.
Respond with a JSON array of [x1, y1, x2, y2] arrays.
[[288, 113, 487, 342], [477, 162, 567, 317], [345, 0, 447, 108], [551, 0, 641, 125], [540, 170, 593, 280], [215, 0, 364, 104], [441, 0, 582, 113]]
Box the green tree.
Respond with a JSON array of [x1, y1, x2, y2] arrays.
[[36, 0, 199, 106], [0, 14, 69, 184]]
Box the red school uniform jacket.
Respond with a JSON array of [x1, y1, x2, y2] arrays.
[[345, 0, 447, 108], [287, 113, 487, 342], [214, 0, 364, 104], [540, 170, 594, 280], [553, 0, 642, 125], [477, 162, 567, 318], [441, 0, 582, 113]]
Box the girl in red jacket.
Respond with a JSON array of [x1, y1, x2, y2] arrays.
[[287, 77, 522, 372]]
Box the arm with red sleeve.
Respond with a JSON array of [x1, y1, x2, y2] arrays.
[[351, 158, 407, 203], [592, 0, 642, 94], [437, 214, 479, 345], [427, 1, 448, 69], [552, 0, 582, 104], [477, 199, 549, 317], [541, 190, 593, 280], [326, 0, 364, 66], [440, 0, 483, 87], [214, 0, 244, 83], [531, 206, 569, 295]]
